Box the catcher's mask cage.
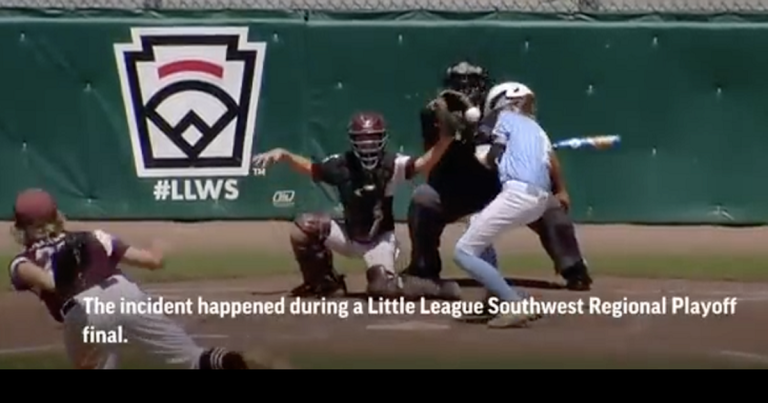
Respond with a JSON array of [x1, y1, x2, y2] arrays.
[[443, 61, 491, 106], [348, 113, 389, 171]]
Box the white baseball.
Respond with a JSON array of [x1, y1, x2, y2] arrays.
[[464, 106, 481, 123]]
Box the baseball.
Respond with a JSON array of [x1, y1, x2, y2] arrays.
[[464, 106, 481, 123]]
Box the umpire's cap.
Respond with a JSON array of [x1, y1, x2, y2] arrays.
[[13, 188, 58, 228]]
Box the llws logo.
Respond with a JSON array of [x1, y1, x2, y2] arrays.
[[114, 27, 267, 201]]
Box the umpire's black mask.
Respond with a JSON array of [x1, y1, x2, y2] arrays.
[[443, 61, 490, 106]]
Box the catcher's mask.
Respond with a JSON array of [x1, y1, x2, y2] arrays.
[[484, 82, 536, 118], [348, 112, 388, 170], [443, 61, 491, 106]]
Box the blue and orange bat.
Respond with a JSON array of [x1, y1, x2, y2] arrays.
[[552, 135, 621, 150]]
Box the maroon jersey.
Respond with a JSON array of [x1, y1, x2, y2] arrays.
[[8, 230, 129, 322]]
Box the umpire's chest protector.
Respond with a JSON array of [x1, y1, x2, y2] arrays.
[[335, 151, 397, 240]]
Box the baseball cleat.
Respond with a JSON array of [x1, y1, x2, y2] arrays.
[[561, 261, 593, 291], [487, 312, 532, 329], [289, 274, 347, 298]]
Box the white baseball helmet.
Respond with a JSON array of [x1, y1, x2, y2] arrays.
[[483, 82, 535, 116]]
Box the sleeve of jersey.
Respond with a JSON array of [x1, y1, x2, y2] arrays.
[[542, 131, 553, 153], [491, 112, 513, 146], [311, 155, 341, 184], [93, 230, 129, 264], [8, 254, 31, 291], [393, 154, 416, 184]]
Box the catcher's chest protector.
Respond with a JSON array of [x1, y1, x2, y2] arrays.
[[336, 151, 396, 242]]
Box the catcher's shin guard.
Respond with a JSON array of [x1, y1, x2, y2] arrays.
[[289, 214, 347, 298]]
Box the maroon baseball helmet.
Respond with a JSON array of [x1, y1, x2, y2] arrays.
[[13, 188, 58, 229], [348, 112, 388, 170]]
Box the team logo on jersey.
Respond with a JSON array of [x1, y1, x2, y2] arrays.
[[114, 27, 267, 178]]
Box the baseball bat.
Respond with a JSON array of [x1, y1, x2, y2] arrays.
[[552, 135, 621, 150]]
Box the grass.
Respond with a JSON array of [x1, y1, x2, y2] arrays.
[[2, 251, 768, 291], [1, 350, 764, 369]]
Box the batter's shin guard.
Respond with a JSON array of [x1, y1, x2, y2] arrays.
[[198, 348, 249, 370]]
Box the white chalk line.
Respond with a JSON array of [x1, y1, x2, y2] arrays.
[[0, 334, 229, 356], [718, 350, 768, 365]]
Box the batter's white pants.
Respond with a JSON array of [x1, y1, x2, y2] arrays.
[[62, 274, 204, 369], [324, 221, 400, 274], [457, 180, 551, 255]]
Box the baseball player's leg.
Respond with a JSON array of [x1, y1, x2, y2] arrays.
[[467, 215, 499, 269], [404, 184, 448, 279], [368, 231, 462, 300], [110, 276, 251, 369], [360, 231, 402, 298], [532, 206, 592, 290], [288, 212, 348, 297], [454, 183, 549, 328], [62, 300, 119, 369], [64, 275, 248, 369]]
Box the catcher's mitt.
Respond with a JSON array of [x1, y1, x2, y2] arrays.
[[52, 231, 92, 296], [427, 89, 476, 142]]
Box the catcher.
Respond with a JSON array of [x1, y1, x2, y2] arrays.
[[8, 188, 281, 369], [402, 61, 593, 293], [252, 108, 460, 299]]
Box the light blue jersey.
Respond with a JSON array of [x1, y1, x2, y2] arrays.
[[491, 110, 552, 191]]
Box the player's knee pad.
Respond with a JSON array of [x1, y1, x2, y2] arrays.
[[198, 348, 248, 370]]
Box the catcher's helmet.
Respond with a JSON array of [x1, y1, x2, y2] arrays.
[[348, 112, 388, 170], [484, 82, 536, 117], [443, 61, 491, 105]]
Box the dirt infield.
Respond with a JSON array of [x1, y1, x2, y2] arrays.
[[2, 222, 768, 367]]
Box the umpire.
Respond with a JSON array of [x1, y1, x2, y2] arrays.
[[401, 61, 593, 291]]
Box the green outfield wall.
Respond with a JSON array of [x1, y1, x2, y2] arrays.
[[0, 10, 764, 223]]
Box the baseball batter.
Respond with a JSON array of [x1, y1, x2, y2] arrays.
[[252, 111, 459, 300], [455, 82, 557, 328], [403, 61, 592, 292], [8, 188, 259, 369]]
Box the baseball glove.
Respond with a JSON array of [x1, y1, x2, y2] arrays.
[[52, 231, 91, 296], [427, 89, 476, 141]]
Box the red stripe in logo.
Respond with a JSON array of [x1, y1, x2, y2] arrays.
[[157, 60, 223, 79]]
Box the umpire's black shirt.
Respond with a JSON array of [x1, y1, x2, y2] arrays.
[[421, 108, 501, 216]]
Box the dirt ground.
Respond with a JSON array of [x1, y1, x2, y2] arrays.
[[2, 222, 768, 367]]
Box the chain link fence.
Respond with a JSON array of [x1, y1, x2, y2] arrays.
[[0, 0, 765, 15]]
